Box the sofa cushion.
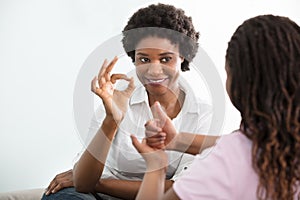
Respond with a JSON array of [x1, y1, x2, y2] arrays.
[[0, 188, 44, 200]]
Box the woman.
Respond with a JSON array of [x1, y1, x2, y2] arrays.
[[43, 3, 214, 200], [132, 14, 300, 199]]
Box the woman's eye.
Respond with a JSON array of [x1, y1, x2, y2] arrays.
[[160, 57, 172, 63], [139, 57, 150, 63]]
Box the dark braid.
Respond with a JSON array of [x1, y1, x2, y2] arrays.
[[122, 3, 199, 71], [226, 15, 300, 200]]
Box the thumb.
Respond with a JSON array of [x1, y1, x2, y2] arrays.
[[130, 135, 143, 153], [151, 101, 168, 127], [125, 77, 135, 94]]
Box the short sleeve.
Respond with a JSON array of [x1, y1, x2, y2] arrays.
[[172, 138, 233, 199], [172, 133, 258, 200]]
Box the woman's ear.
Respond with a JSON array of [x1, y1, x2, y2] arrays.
[[180, 56, 184, 63]]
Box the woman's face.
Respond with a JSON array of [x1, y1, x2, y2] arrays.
[[135, 36, 183, 96]]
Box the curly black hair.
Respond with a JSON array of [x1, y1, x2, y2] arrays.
[[122, 3, 199, 71], [226, 15, 300, 200]]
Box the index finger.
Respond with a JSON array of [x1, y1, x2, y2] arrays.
[[104, 56, 118, 81], [151, 102, 168, 128], [98, 59, 108, 80], [97, 56, 118, 81], [105, 56, 118, 74]]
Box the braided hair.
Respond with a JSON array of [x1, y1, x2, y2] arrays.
[[122, 3, 199, 71], [226, 15, 300, 199]]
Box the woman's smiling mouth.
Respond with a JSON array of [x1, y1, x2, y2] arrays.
[[145, 78, 168, 85]]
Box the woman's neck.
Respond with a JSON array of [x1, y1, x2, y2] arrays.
[[148, 88, 185, 119]]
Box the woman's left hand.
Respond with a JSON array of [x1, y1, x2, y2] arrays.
[[91, 56, 135, 124]]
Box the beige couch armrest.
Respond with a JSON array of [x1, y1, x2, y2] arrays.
[[0, 188, 44, 200]]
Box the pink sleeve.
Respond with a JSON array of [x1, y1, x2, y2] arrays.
[[173, 140, 234, 199], [173, 132, 258, 200]]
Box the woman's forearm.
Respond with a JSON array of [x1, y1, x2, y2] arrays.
[[170, 133, 219, 155], [73, 117, 118, 193]]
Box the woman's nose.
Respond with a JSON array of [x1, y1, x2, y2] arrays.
[[147, 63, 163, 76]]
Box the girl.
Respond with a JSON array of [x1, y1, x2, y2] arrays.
[[132, 14, 300, 200]]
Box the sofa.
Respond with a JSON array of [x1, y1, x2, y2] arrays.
[[0, 189, 44, 200]]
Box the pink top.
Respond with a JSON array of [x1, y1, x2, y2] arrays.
[[173, 131, 259, 200], [174, 131, 300, 199]]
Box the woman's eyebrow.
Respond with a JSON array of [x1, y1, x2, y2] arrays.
[[159, 52, 175, 56], [136, 52, 149, 56], [136, 52, 175, 56]]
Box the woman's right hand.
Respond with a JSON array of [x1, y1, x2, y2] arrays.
[[91, 56, 135, 124], [45, 169, 73, 195]]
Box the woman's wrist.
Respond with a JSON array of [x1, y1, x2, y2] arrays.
[[166, 133, 218, 155], [166, 133, 195, 153], [105, 112, 124, 125], [103, 116, 118, 127], [101, 116, 118, 140]]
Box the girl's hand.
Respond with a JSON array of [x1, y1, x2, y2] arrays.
[[91, 57, 135, 123], [131, 135, 168, 172], [145, 102, 178, 149]]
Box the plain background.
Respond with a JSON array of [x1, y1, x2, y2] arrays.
[[0, 0, 299, 192]]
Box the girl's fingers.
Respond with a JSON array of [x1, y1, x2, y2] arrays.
[[146, 134, 166, 142], [145, 130, 159, 138], [147, 139, 165, 147], [146, 133, 166, 148], [145, 129, 165, 138]]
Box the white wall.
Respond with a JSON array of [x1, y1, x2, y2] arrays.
[[0, 0, 299, 192]]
